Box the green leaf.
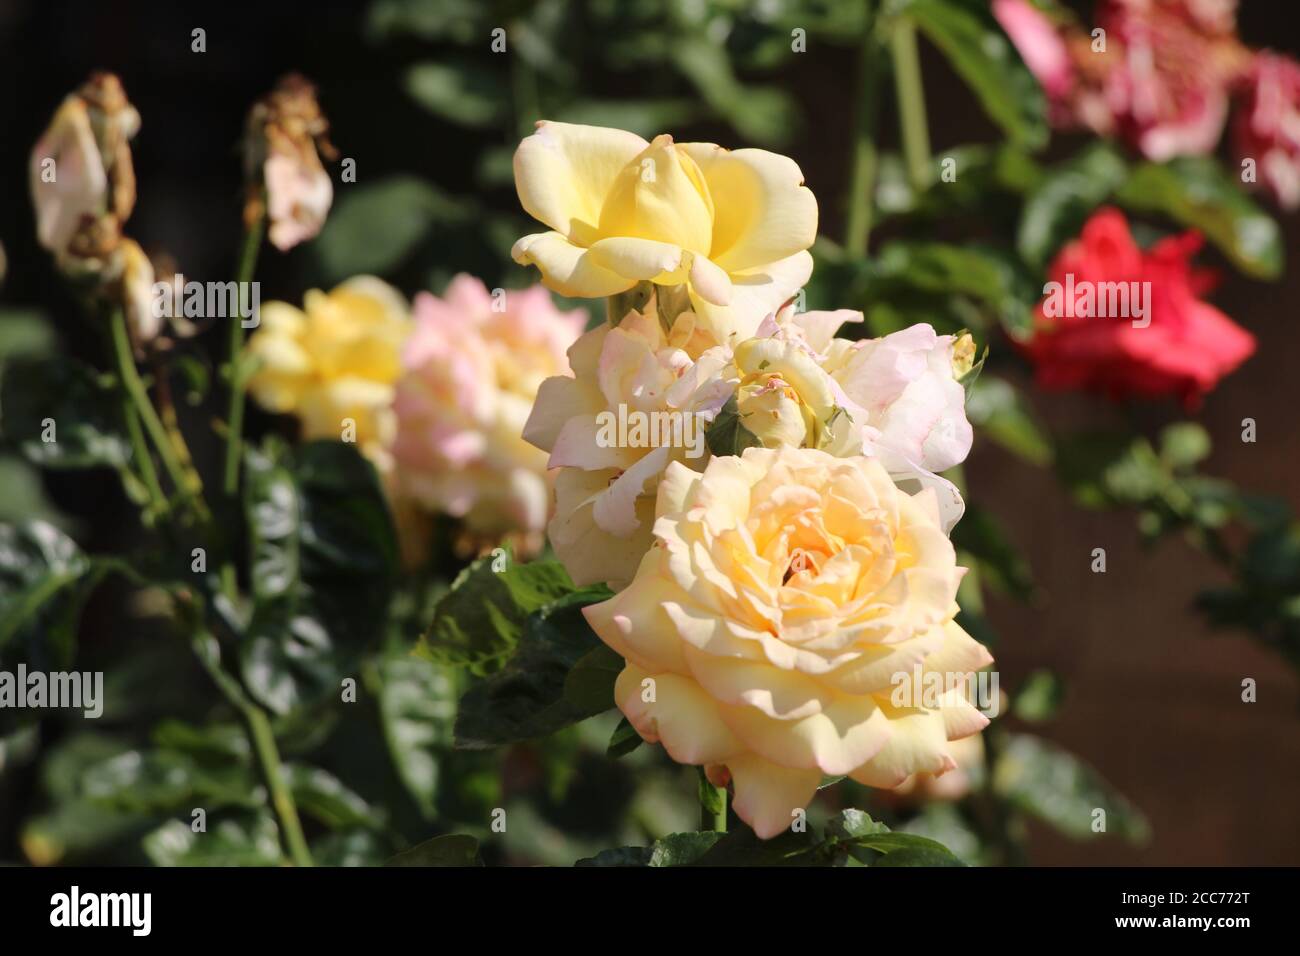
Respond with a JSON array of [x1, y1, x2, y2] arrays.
[[452, 588, 617, 749], [312, 829, 389, 866], [1018, 143, 1129, 268], [421, 553, 579, 675], [824, 808, 966, 866], [1159, 422, 1211, 470], [142, 813, 283, 866], [0, 521, 108, 670], [705, 394, 762, 458], [240, 441, 398, 716], [372, 652, 457, 818], [1116, 157, 1284, 280], [994, 733, 1150, 844], [870, 242, 1039, 340], [903, 0, 1049, 150], [606, 716, 643, 758], [81, 748, 262, 814], [669, 35, 798, 146], [312, 176, 474, 283], [284, 764, 385, 830], [385, 832, 482, 867], [0, 356, 130, 469], [1012, 669, 1067, 723], [404, 61, 506, 128], [690, 825, 824, 866], [577, 832, 724, 867], [965, 376, 1053, 466], [951, 504, 1036, 602]]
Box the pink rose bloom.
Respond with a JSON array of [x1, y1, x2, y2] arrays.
[[391, 275, 585, 551], [1094, 0, 1249, 160], [993, 0, 1074, 101], [1234, 51, 1300, 211]]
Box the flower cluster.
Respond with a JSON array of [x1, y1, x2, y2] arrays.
[[994, 0, 1300, 208], [245, 274, 585, 561], [513, 121, 992, 837]]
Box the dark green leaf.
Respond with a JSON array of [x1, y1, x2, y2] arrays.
[[903, 0, 1049, 149], [312, 176, 474, 283], [606, 716, 643, 758], [1018, 143, 1129, 268], [1116, 157, 1283, 280], [452, 588, 616, 749], [706, 393, 762, 458], [373, 652, 457, 818], [385, 832, 482, 867], [965, 376, 1053, 466], [421, 553, 578, 675], [577, 831, 723, 867], [240, 441, 398, 716], [142, 813, 282, 866], [0, 356, 130, 469], [404, 61, 506, 128], [994, 733, 1150, 843]]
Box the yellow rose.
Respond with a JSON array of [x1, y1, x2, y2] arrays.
[[511, 122, 818, 346], [584, 446, 992, 838], [246, 276, 410, 463]]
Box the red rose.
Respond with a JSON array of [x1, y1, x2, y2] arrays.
[[1021, 208, 1254, 406], [1234, 51, 1300, 211]]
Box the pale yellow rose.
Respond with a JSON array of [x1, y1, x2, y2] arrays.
[[511, 122, 818, 346], [731, 335, 843, 451], [245, 276, 409, 464], [584, 446, 992, 838]]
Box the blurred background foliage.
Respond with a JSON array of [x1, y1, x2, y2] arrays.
[[1, 0, 1298, 866]]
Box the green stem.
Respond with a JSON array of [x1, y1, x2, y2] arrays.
[[890, 17, 932, 192], [222, 214, 265, 497], [110, 309, 210, 524], [845, 3, 882, 257], [121, 395, 167, 519], [190, 631, 313, 867]]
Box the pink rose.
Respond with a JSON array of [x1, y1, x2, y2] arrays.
[[391, 275, 585, 551], [1234, 51, 1300, 210]]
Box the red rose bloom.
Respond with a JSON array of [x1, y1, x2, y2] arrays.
[[1021, 207, 1254, 406]]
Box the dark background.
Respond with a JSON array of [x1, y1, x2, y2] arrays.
[[1, 0, 1297, 864]]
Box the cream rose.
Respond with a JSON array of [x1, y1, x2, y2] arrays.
[[584, 446, 992, 839], [523, 298, 734, 588], [511, 121, 817, 346]]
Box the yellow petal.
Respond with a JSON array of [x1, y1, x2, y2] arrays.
[[513, 121, 647, 246], [512, 231, 635, 299], [689, 250, 813, 346], [586, 236, 685, 281], [679, 143, 818, 273], [598, 135, 714, 254]]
